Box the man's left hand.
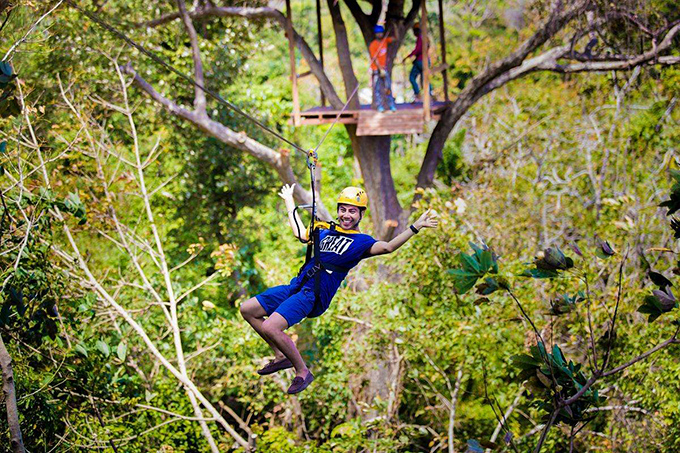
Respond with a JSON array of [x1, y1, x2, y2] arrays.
[[414, 209, 439, 230]]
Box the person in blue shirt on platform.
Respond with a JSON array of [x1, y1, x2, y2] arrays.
[[240, 185, 439, 394]]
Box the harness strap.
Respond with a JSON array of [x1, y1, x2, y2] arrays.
[[296, 227, 351, 302], [313, 226, 321, 303]]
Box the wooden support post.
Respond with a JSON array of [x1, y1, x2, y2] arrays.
[[316, 0, 325, 106], [420, 0, 430, 122], [286, 0, 300, 126], [437, 0, 449, 102]]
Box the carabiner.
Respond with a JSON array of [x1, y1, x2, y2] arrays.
[[306, 150, 318, 169]]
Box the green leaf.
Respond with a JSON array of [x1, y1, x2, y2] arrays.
[[75, 344, 88, 357], [117, 342, 127, 361], [649, 271, 673, 288], [331, 422, 355, 438], [670, 169, 680, 183], [0, 302, 10, 325], [543, 247, 569, 270], [512, 353, 540, 370], [638, 290, 676, 322], [17, 298, 27, 317], [459, 253, 481, 274], [9, 286, 22, 305], [39, 374, 53, 387], [448, 269, 480, 294], [521, 268, 559, 279], [479, 250, 493, 274], [552, 345, 566, 367], [96, 340, 110, 357]]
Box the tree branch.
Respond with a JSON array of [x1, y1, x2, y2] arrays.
[[0, 333, 25, 453], [114, 59, 220, 453], [416, 7, 680, 199], [342, 0, 372, 45], [463, 1, 589, 99], [23, 71, 249, 448], [327, 0, 360, 107], [601, 331, 680, 378], [121, 63, 331, 220], [175, 0, 207, 114], [142, 5, 343, 108]]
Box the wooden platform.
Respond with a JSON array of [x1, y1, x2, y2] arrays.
[[295, 102, 447, 135], [356, 109, 424, 136]]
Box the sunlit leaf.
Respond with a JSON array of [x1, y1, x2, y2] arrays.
[[117, 342, 127, 361], [96, 340, 110, 358]]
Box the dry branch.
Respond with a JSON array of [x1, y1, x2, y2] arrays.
[[0, 334, 25, 453]]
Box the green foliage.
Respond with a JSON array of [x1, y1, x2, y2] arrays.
[[2, 1, 680, 451], [638, 272, 678, 322], [437, 128, 467, 184], [0, 60, 19, 118], [513, 343, 603, 426], [548, 292, 584, 315], [447, 242, 499, 293], [660, 169, 680, 216]]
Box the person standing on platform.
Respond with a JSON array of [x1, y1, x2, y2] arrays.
[[369, 25, 397, 113], [402, 23, 432, 102]]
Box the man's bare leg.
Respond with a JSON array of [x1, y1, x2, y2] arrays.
[[261, 313, 310, 378], [240, 297, 285, 360]]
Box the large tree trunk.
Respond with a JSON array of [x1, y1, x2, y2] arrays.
[[415, 103, 468, 195], [0, 334, 25, 453], [347, 126, 409, 239]]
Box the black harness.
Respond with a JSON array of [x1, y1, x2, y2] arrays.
[[296, 222, 351, 304]]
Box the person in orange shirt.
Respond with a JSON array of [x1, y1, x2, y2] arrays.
[[369, 25, 396, 112]]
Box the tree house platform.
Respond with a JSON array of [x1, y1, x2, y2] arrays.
[[295, 102, 447, 136]]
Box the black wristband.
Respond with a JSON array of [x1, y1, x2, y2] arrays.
[[410, 224, 419, 234]]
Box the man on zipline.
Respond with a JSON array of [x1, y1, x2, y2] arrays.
[[240, 185, 439, 394]]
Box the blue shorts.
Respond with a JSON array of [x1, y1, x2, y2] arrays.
[[255, 284, 327, 327]]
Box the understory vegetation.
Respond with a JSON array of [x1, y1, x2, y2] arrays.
[[1, 0, 679, 451]]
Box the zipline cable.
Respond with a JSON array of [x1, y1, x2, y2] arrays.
[[64, 0, 396, 236], [63, 0, 309, 155]]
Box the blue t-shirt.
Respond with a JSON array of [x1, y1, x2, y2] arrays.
[[289, 229, 377, 306]]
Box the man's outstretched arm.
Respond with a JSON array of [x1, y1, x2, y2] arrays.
[[369, 209, 439, 256]]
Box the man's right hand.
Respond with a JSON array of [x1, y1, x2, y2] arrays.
[[279, 183, 296, 202]]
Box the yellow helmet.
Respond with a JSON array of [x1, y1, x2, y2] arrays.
[[337, 187, 368, 208]]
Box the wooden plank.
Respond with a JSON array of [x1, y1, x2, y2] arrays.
[[293, 103, 446, 126], [356, 110, 424, 136], [295, 116, 359, 126]]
